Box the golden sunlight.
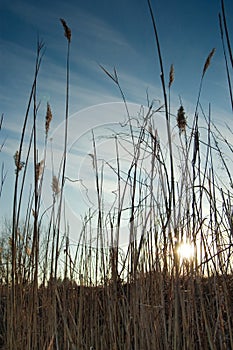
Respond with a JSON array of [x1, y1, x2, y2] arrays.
[[177, 242, 195, 261]]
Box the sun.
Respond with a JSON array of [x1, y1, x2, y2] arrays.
[[177, 242, 195, 261]]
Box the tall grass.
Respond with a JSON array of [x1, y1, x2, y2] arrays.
[[0, 1, 233, 349]]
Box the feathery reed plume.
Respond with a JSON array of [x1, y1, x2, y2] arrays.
[[8, 237, 12, 247], [45, 103, 52, 137], [13, 150, 24, 173], [0, 113, 3, 130], [60, 18, 71, 42], [36, 159, 44, 181], [202, 48, 216, 77], [168, 64, 174, 88], [177, 105, 187, 132], [25, 246, 31, 256], [88, 153, 96, 169], [52, 175, 60, 195]]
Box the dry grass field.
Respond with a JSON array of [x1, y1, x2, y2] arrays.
[[0, 1, 233, 349]]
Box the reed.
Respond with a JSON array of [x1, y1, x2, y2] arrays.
[[0, 1, 233, 349]]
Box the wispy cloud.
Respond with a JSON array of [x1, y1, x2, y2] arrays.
[[1, 0, 232, 238]]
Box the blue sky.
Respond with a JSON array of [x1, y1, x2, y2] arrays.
[[1, 0, 233, 117], [0, 0, 233, 242]]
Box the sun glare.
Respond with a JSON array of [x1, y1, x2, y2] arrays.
[[177, 242, 195, 261]]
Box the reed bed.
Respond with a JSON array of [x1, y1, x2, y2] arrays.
[[0, 1, 233, 349]]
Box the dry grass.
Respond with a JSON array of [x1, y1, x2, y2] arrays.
[[0, 2, 233, 349], [0, 273, 232, 349]]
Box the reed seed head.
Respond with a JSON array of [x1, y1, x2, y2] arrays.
[[0, 113, 3, 131], [8, 237, 12, 247], [45, 103, 53, 136], [88, 153, 95, 169], [25, 246, 31, 256], [60, 18, 71, 42], [52, 175, 60, 195], [169, 64, 174, 88], [36, 159, 44, 181], [14, 150, 24, 173], [177, 105, 187, 132], [202, 48, 216, 77]]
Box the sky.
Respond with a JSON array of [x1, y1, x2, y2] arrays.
[[0, 0, 233, 247]]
